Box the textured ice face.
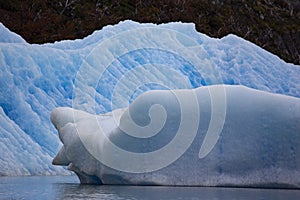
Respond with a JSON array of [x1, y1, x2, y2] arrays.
[[0, 23, 26, 43], [0, 20, 299, 176], [51, 85, 300, 187]]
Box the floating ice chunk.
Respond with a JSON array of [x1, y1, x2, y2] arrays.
[[51, 85, 300, 188]]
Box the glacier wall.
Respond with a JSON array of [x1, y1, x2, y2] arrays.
[[0, 20, 299, 176]]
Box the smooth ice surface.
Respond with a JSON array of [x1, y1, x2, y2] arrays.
[[0, 20, 300, 176], [51, 85, 300, 187]]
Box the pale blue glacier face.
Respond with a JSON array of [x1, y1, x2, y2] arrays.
[[0, 20, 299, 177]]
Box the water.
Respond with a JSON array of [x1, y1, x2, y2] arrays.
[[0, 176, 300, 200]]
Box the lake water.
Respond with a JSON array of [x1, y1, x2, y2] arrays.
[[0, 176, 300, 200]]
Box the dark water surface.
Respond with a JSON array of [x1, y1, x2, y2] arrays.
[[0, 176, 300, 200]]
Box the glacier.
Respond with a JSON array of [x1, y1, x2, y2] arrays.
[[0, 19, 300, 182]]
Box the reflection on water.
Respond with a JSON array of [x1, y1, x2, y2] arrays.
[[0, 176, 299, 200]]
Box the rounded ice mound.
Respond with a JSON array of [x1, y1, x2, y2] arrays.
[[51, 85, 300, 188]]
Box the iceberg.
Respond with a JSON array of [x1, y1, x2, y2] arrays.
[[51, 85, 300, 187], [0, 107, 66, 176], [0, 20, 299, 178]]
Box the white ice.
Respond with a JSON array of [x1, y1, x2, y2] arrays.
[[51, 85, 300, 187]]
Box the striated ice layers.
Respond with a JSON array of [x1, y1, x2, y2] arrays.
[[0, 20, 300, 178], [51, 85, 300, 187]]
